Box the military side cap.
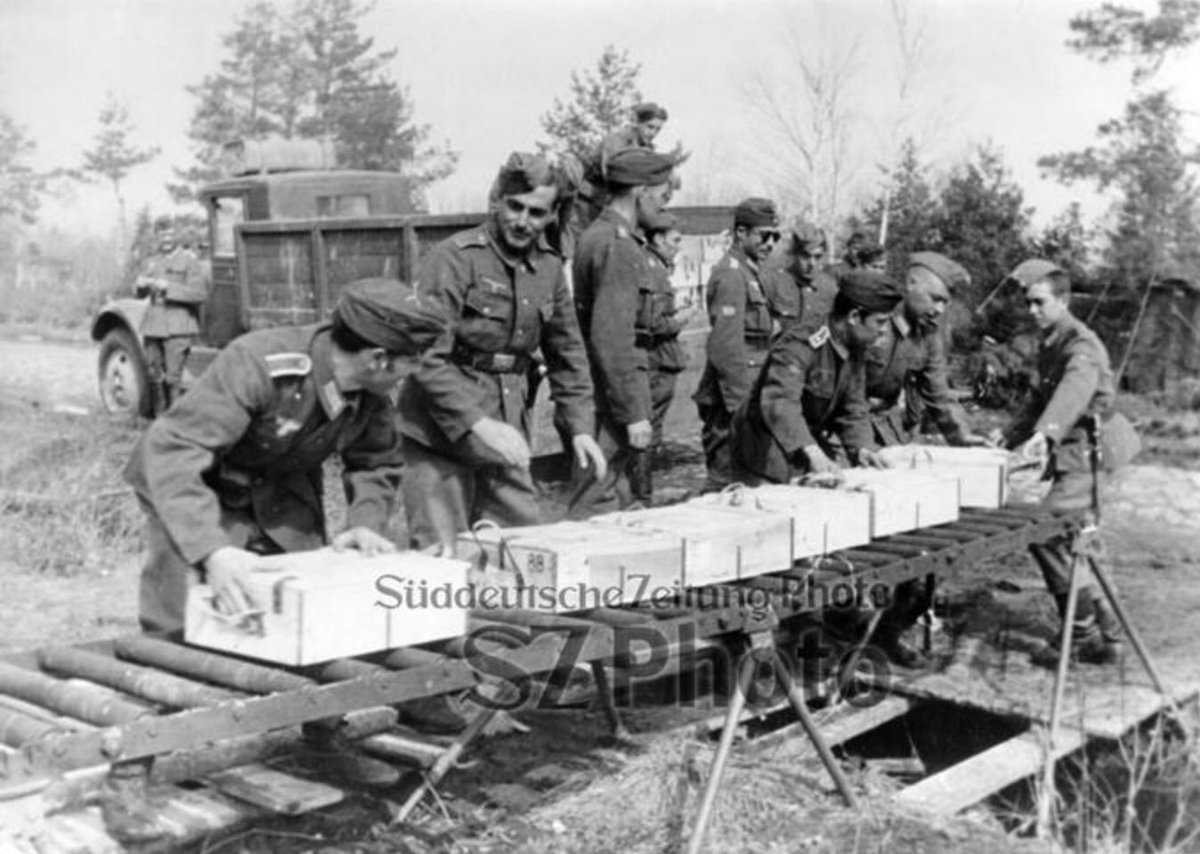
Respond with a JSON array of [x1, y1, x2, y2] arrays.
[[334, 277, 447, 356], [910, 251, 971, 291], [789, 218, 825, 252], [633, 101, 668, 122], [837, 270, 904, 313], [1008, 259, 1063, 289], [601, 148, 678, 187], [494, 152, 557, 198], [734, 198, 780, 229]]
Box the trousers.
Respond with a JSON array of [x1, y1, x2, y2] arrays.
[[401, 436, 541, 552]]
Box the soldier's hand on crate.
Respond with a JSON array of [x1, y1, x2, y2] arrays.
[[571, 433, 609, 481], [803, 444, 842, 479], [471, 417, 532, 469], [857, 448, 890, 469], [332, 526, 397, 557], [627, 419, 653, 450], [203, 546, 265, 620]]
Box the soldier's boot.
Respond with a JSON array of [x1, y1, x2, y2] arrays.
[[99, 759, 166, 845], [1091, 590, 1124, 646], [297, 726, 400, 788], [1031, 595, 1118, 667], [628, 449, 654, 506]]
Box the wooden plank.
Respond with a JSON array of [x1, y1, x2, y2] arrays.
[[751, 694, 919, 755], [360, 729, 451, 769], [896, 726, 1085, 816], [210, 764, 344, 814]]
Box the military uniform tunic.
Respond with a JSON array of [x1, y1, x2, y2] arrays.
[[398, 222, 594, 548], [140, 247, 209, 402], [1002, 311, 1116, 610], [864, 312, 972, 446], [733, 324, 872, 484], [694, 247, 774, 489], [642, 245, 688, 446], [566, 209, 658, 512], [125, 324, 404, 632], [761, 259, 836, 338]]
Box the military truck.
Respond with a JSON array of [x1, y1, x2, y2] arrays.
[[90, 142, 730, 448]]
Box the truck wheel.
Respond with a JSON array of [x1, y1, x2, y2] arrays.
[[98, 328, 152, 417]]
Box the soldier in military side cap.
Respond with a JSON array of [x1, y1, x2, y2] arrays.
[[597, 100, 670, 163], [116, 279, 447, 813], [996, 258, 1135, 668], [398, 152, 605, 550], [126, 277, 447, 635], [692, 198, 783, 491], [860, 251, 985, 667], [566, 147, 681, 515], [762, 217, 836, 337], [732, 270, 901, 484]]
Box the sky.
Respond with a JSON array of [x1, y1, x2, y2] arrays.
[[2, 0, 1197, 239]]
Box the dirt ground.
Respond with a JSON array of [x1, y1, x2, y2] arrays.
[[2, 333, 1199, 852]]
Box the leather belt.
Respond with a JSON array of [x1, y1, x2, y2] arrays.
[[452, 345, 531, 374]]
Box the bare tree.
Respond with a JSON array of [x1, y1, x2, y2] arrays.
[[744, 2, 861, 255], [80, 92, 160, 254], [875, 0, 929, 244]]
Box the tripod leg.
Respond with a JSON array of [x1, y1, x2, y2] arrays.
[[777, 652, 858, 808], [590, 662, 628, 739], [1089, 561, 1175, 704], [1036, 548, 1084, 838], [686, 655, 753, 854]]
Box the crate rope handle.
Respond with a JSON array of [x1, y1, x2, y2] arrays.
[[468, 520, 526, 588]]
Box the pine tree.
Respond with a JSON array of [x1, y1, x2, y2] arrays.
[[539, 45, 644, 163], [80, 93, 160, 252]]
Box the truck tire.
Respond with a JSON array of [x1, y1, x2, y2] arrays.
[[98, 328, 152, 417]]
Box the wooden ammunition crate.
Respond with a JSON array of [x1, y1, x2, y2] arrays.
[[877, 444, 1011, 508], [689, 484, 873, 558], [838, 469, 961, 537], [459, 521, 686, 612], [592, 504, 794, 586], [185, 549, 469, 665]]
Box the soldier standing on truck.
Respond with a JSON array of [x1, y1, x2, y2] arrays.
[[137, 229, 209, 410], [693, 198, 782, 493], [398, 152, 607, 551], [566, 147, 680, 514]]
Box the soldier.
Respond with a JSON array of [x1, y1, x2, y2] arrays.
[[115, 279, 446, 830], [866, 251, 984, 447], [137, 229, 209, 411], [398, 153, 606, 550], [997, 260, 1132, 667], [693, 198, 781, 492], [858, 252, 987, 666], [732, 271, 899, 484], [126, 278, 446, 634], [762, 218, 834, 336], [567, 148, 680, 513], [641, 210, 693, 454], [598, 101, 669, 162]]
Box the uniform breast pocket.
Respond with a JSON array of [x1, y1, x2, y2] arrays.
[[744, 294, 773, 337], [462, 285, 515, 349]]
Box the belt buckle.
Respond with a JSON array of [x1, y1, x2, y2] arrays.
[[492, 353, 516, 371]]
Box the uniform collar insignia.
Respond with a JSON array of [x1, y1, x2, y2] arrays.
[[321, 380, 346, 418]]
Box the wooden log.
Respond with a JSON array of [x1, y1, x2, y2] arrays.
[[0, 708, 63, 747], [382, 647, 449, 670], [0, 663, 148, 726], [113, 636, 312, 694], [38, 647, 240, 709], [0, 695, 94, 731]]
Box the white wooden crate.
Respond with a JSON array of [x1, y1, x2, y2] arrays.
[[690, 484, 873, 558], [459, 521, 686, 612], [878, 445, 1011, 508], [592, 503, 793, 586], [838, 468, 961, 537], [185, 548, 469, 665]]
